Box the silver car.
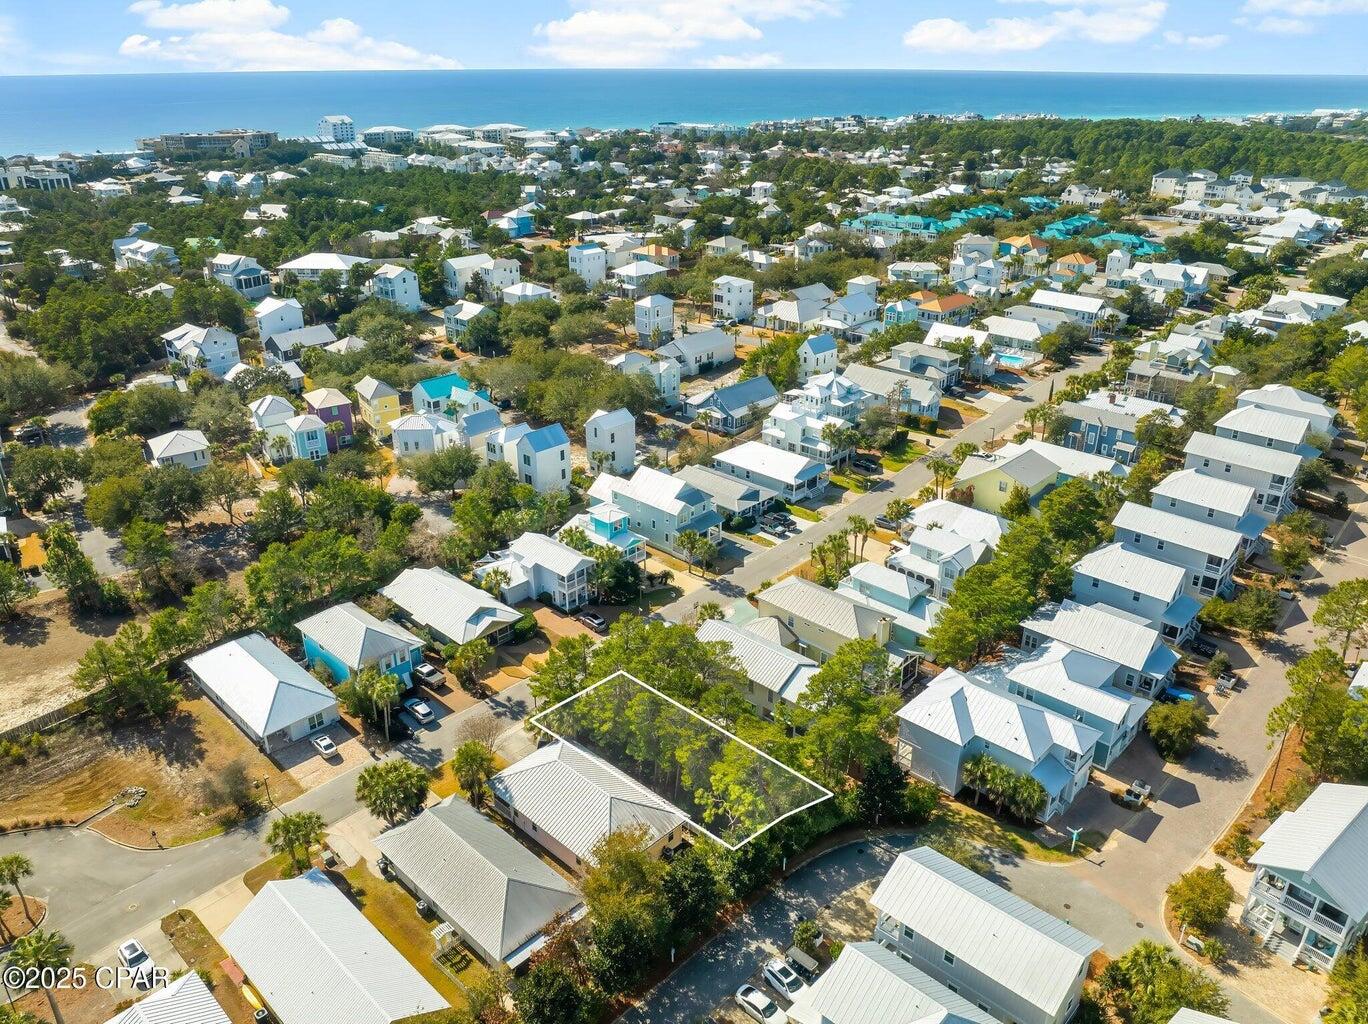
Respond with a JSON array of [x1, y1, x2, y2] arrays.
[[736, 983, 787, 1022]]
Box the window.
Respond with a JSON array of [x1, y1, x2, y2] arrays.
[[943, 951, 955, 966], [998, 480, 1008, 492], [560, 450, 566, 461], [1090, 578, 1099, 588], [1156, 540, 1165, 550], [522, 454, 531, 466], [307, 711, 326, 731]]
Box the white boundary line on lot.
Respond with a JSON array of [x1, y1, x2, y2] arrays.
[[529, 669, 834, 851]]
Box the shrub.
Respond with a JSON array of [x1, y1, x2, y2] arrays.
[[513, 611, 539, 642], [1147, 700, 1207, 761], [1207, 651, 1231, 680]]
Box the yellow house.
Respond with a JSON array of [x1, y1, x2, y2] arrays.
[[953, 446, 1059, 515], [354, 375, 401, 436]]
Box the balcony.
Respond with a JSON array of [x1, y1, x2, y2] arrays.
[[1252, 880, 1349, 936]]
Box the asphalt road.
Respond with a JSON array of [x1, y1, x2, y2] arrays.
[[657, 351, 1108, 623], [0, 679, 535, 958]]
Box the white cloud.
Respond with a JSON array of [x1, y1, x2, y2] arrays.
[[119, 0, 460, 70], [1244, 0, 1368, 13], [533, 0, 838, 67], [1163, 30, 1230, 47], [1250, 14, 1316, 30], [696, 51, 784, 68], [904, 0, 1167, 54]]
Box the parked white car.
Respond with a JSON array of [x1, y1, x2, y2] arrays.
[[117, 939, 157, 989], [736, 983, 787, 1022], [762, 957, 807, 1001]]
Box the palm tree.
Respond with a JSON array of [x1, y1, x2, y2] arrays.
[[848, 514, 872, 559], [928, 457, 956, 499], [450, 741, 497, 807], [0, 891, 12, 942], [479, 567, 511, 599], [367, 669, 401, 742], [266, 811, 325, 873], [962, 753, 991, 806], [7, 929, 73, 1024], [0, 854, 36, 925], [656, 425, 681, 469], [446, 639, 492, 686]]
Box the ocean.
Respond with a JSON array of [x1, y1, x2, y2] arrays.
[[4, 69, 1368, 156]]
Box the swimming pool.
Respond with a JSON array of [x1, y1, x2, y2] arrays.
[[998, 353, 1031, 368]]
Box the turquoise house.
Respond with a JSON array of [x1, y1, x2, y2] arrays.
[[884, 299, 923, 326], [1042, 214, 1102, 240], [1021, 196, 1060, 213], [296, 601, 426, 690], [1093, 232, 1166, 257], [412, 373, 495, 416], [944, 204, 1014, 229]]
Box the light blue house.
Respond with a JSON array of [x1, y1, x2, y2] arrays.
[[412, 373, 495, 416], [296, 601, 426, 690], [1041, 214, 1101, 240], [586, 465, 722, 558], [558, 503, 647, 564], [284, 414, 328, 462], [1093, 232, 1165, 257], [884, 299, 922, 326]]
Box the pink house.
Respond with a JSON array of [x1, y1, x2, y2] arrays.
[[302, 387, 355, 452]]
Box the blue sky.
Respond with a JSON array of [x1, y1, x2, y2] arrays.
[[4, 0, 1368, 76]]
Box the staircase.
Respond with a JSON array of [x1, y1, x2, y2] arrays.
[[1261, 932, 1289, 959]]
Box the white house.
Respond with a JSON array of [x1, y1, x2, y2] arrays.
[[798, 333, 839, 379], [276, 252, 371, 287], [1241, 783, 1368, 971], [443, 299, 489, 341], [249, 394, 296, 460], [658, 328, 735, 376], [762, 403, 848, 464], [887, 500, 1007, 600], [1071, 542, 1202, 644], [713, 275, 755, 321], [695, 618, 817, 717], [634, 293, 674, 345], [568, 242, 607, 287], [104, 973, 230, 1024], [608, 350, 681, 407], [254, 296, 304, 343], [381, 566, 520, 647], [365, 263, 423, 312], [489, 740, 689, 874], [787, 941, 998, 1024], [390, 413, 462, 458], [502, 281, 553, 306], [1184, 431, 1301, 521], [316, 114, 355, 142], [222, 869, 446, 1024], [146, 429, 211, 472], [713, 441, 828, 502], [585, 407, 635, 475], [611, 260, 667, 298], [872, 847, 1101, 1024], [184, 633, 338, 753], [1151, 467, 1267, 554], [1027, 289, 1119, 334], [486, 422, 572, 492], [1237, 384, 1337, 437], [1021, 599, 1179, 698], [895, 671, 1099, 822], [474, 532, 593, 611], [113, 237, 178, 271], [162, 323, 240, 377]]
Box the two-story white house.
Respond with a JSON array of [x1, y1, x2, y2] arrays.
[[713, 441, 829, 503], [146, 429, 211, 472], [1150, 468, 1267, 556], [608, 351, 681, 408], [1242, 783, 1368, 972], [1112, 501, 1243, 600], [1237, 384, 1337, 438], [585, 407, 635, 475], [567, 242, 607, 287], [797, 334, 838, 380], [1184, 432, 1301, 522], [872, 847, 1102, 1024], [474, 532, 592, 611], [254, 296, 304, 343]]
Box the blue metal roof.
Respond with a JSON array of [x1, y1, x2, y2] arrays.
[[523, 423, 569, 452]]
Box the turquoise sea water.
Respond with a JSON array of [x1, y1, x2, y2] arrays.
[[4, 69, 1368, 156]]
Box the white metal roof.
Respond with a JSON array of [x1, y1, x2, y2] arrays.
[[1237, 383, 1334, 424], [503, 531, 594, 579], [1169, 1011, 1237, 1024], [589, 465, 706, 518], [373, 797, 581, 964], [1215, 404, 1312, 445], [1113, 501, 1243, 560], [379, 566, 520, 644], [1073, 542, 1186, 602], [147, 429, 208, 459], [787, 941, 998, 1024], [897, 669, 1100, 763], [104, 972, 230, 1024], [714, 441, 826, 487], [697, 618, 818, 704], [1151, 468, 1256, 517], [1185, 431, 1302, 477], [905, 499, 1007, 549], [870, 847, 1101, 1017], [981, 642, 1148, 729], [1029, 288, 1108, 315], [354, 375, 397, 401], [222, 869, 447, 1024], [184, 633, 335, 739], [1021, 600, 1168, 675], [488, 741, 686, 863], [1251, 783, 1368, 920], [757, 576, 889, 642], [294, 602, 421, 672]]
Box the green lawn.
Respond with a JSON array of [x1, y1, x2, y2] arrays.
[[923, 803, 1105, 864], [785, 502, 823, 522], [829, 471, 873, 493], [879, 438, 928, 472]]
